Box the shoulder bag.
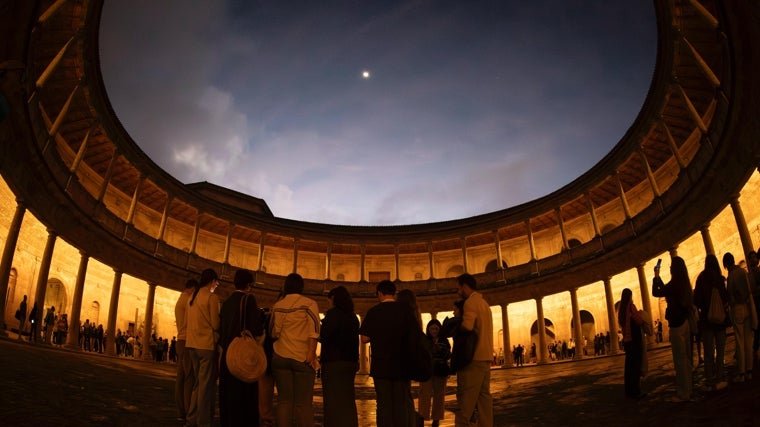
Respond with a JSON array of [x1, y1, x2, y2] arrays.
[[226, 294, 267, 383]]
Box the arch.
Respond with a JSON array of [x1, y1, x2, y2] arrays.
[[485, 259, 508, 272], [530, 318, 555, 341], [44, 278, 68, 315], [445, 265, 464, 278], [570, 310, 596, 355], [86, 301, 101, 326], [568, 239, 582, 248], [5, 267, 18, 314], [601, 223, 617, 234]]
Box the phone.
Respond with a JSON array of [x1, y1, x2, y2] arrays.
[[655, 259, 662, 269]]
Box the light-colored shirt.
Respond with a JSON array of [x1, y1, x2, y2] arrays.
[[462, 291, 494, 362], [185, 286, 220, 351], [175, 290, 191, 341], [271, 293, 320, 362]]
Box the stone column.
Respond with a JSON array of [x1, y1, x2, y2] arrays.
[[66, 251, 89, 349], [536, 297, 548, 364], [636, 264, 656, 345], [141, 283, 156, 361], [570, 288, 583, 360], [105, 269, 123, 356], [359, 331, 369, 375], [730, 197, 755, 258], [0, 201, 25, 335], [501, 304, 513, 366], [700, 224, 715, 255], [31, 229, 57, 341], [603, 278, 619, 355]]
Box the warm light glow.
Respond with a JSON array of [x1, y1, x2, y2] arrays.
[[361, 70, 370, 79]]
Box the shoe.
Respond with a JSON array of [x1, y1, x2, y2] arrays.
[[432, 421, 440, 427], [669, 395, 690, 403], [715, 381, 728, 391]]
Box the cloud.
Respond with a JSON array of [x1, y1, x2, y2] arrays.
[[99, 0, 655, 226]]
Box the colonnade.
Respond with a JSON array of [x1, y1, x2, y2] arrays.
[[1, 192, 758, 368]]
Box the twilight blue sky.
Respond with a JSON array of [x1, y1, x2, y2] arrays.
[[99, 1, 655, 226]]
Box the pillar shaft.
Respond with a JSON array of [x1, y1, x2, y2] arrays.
[[501, 305, 513, 366], [105, 270, 122, 356], [730, 197, 755, 258], [536, 298, 548, 364], [636, 265, 656, 345], [0, 201, 25, 332], [66, 252, 89, 348], [603, 278, 619, 355], [700, 224, 715, 255], [32, 230, 57, 339], [570, 288, 583, 360], [141, 284, 156, 361]]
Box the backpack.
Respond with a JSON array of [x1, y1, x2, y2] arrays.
[[403, 326, 433, 382], [707, 287, 726, 324]]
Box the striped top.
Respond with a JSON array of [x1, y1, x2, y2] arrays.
[[271, 293, 320, 362]]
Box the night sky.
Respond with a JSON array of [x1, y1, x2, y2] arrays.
[[99, 1, 655, 226]]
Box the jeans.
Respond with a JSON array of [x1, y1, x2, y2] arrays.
[[669, 322, 692, 399], [419, 375, 447, 420], [175, 340, 194, 419], [187, 348, 218, 427], [271, 353, 316, 427], [455, 361, 493, 427], [732, 303, 754, 376], [701, 325, 726, 384]]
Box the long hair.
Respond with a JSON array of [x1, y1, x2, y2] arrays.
[[426, 318, 443, 338], [327, 285, 354, 313], [190, 268, 218, 306], [700, 254, 724, 286], [669, 256, 693, 306], [618, 288, 633, 328], [397, 289, 422, 329]]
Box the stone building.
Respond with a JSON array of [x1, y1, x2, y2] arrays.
[[1, 0, 759, 367]]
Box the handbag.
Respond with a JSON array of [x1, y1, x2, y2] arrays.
[[707, 287, 726, 324], [226, 294, 267, 383]]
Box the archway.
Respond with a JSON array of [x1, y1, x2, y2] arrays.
[[485, 259, 508, 272], [570, 310, 596, 356], [44, 279, 68, 316], [530, 318, 555, 359], [445, 265, 464, 278], [85, 301, 101, 327]]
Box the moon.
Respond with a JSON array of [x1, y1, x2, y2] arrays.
[[361, 70, 371, 79]]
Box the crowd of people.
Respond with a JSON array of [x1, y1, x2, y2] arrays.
[[172, 269, 494, 427], [14, 296, 69, 346], [620, 250, 760, 403]]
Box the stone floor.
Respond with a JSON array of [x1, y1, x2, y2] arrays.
[[0, 333, 758, 426]]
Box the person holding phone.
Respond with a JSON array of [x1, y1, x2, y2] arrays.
[[652, 256, 694, 402]]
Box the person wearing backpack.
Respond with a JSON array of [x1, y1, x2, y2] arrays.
[[693, 254, 729, 391]]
